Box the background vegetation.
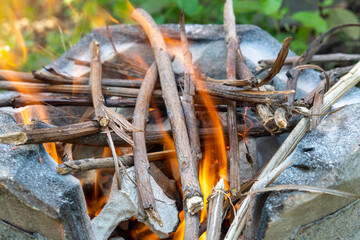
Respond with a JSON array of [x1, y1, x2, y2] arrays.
[[0, 0, 359, 71]]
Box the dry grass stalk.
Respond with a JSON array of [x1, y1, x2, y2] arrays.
[[225, 61, 360, 239]]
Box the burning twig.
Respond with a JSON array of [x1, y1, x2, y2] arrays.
[[206, 178, 225, 240], [224, 0, 242, 196], [179, 9, 202, 239], [225, 61, 360, 239], [56, 150, 175, 174], [258, 53, 360, 69], [132, 62, 162, 225], [131, 8, 203, 219]]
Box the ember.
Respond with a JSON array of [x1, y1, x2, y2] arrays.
[[1, 0, 360, 239]]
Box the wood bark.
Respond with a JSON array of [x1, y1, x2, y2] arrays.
[[131, 8, 203, 218]]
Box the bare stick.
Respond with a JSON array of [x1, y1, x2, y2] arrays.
[[179, 10, 202, 239], [207, 179, 225, 240], [225, 61, 360, 239], [0, 80, 154, 98], [0, 121, 100, 145], [179, 10, 202, 169], [57, 150, 175, 174], [224, 0, 241, 196], [132, 62, 162, 224], [132, 8, 203, 216], [0, 93, 142, 108], [258, 53, 360, 69], [32, 70, 143, 87]]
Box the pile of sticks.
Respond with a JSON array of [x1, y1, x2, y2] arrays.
[[0, 1, 360, 239]]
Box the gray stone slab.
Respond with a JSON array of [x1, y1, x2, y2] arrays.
[[292, 199, 360, 240], [255, 103, 360, 240], [0, 111, 94, 240]]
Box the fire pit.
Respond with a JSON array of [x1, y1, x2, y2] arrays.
[[0, 2, 360, 240]]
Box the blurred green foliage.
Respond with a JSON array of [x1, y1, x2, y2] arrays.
[[0, 0, 359, 71]]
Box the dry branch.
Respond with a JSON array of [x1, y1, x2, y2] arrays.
[[56, 150, 175, 174], [0, 92, 142, 108], [254, 37, 292, 88], [179, 10, 202, 239], [0, 121, 100, 145], [32, 70, 143, 87], [259, 53, 360, 69], [132, 8, 203, 219], [0, 80, 158, 98], [224, 0, 241, 196], [132, 62, 161, 224], [180, 10, 202, 170]]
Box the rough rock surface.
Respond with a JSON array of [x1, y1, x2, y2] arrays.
[[0, 111, 94, 239], [91, 167, 179, 240], [255, 103, 360, 240]]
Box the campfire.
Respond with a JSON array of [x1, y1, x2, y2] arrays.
[[1, 1, 360, 239]]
